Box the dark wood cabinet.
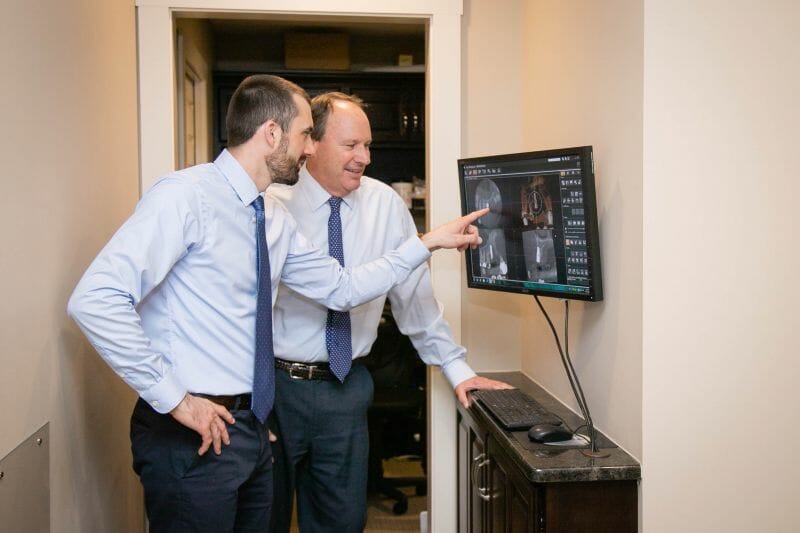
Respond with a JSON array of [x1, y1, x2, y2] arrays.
[[467, 420, 487, 532], [461, 411, 538, 533], [213, 71, 425, 184], [458, 373, 640, 533], [488, 434, 509, 532], [348, 77, 423, 143]]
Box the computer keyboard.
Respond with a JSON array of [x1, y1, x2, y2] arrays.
[[471, 389, 562, 430]]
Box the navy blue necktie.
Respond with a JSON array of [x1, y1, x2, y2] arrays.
[[251, 196, 274, 424], [326, 197, 352, 383]]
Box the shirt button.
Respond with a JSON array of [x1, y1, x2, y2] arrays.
[[151, 400, 159, 407]]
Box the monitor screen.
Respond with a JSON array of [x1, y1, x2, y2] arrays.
[[458, 146, 603, 301]]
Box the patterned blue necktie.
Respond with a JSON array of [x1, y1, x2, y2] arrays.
[[251, 196, 274, 424], [326, 196, 352, 383]]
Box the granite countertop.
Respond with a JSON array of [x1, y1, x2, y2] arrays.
[[460, 371, 641, 484]]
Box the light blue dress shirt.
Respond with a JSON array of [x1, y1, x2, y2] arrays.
[[267, 167, 476, 388], [67, 150, 430, 413]]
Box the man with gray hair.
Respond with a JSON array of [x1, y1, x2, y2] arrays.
[[268, 91, 510, 532]]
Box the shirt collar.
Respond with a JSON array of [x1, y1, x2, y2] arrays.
[[298, 164, 355, 213], [214, 149, 261, 207]]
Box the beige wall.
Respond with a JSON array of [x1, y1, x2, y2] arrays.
[[0, 0, 143, 530], [643, 1, 800, 531], [519, 0, 644, 458], [4, 0, 798, 531], [461, 0, 643, 458], [464, 0, 800, 530], [461, 0, 526, 373]]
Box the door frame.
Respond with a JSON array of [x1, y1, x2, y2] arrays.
[[135, 2, 465, 530]]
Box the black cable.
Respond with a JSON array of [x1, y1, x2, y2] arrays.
[[563, 299, 598, 452], [564, 301, 588, 417], [533, 295, 598, 453]]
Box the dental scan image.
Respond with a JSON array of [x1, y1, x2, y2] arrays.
[[478, 228, 509, 278], [522, 229, 557, 283], [459, 147, 603, 301], [474, 178, 504, 228]]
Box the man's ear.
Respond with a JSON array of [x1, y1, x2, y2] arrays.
[[263, 120, 281, 148]]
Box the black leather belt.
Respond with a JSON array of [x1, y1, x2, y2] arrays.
[[275, 358, 338, 381], [193, 393, 252, 410]]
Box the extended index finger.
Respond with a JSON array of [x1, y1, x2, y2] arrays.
[[461, 207, 490, 225]]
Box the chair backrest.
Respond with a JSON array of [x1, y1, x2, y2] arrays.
[[361, 304, 425, 392]]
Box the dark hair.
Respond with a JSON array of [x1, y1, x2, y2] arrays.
[[225, 75, 310, 148], [310, 92, 366, 141]]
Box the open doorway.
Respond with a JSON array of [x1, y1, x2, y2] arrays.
[[174, 12, 428, 531], [139, 4, 468, 530]]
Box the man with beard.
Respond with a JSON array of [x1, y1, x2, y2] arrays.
[[267, 92, 511, 533], [68, 75, 487, 532]]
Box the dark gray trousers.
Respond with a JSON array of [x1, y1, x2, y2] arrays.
[[130, 398, 273, 533], [269, 364, 373, 533]]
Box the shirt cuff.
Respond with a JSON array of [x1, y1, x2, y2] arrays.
[[138, 367, 187, 414], [441, 358, 478, 390], [400, 236, 432, 270]]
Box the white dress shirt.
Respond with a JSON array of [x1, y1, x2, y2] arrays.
[[267, 166, 476, 388], [67, 150, 430, 413]]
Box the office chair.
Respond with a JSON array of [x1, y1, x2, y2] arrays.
[[362, 303, 427, 515]]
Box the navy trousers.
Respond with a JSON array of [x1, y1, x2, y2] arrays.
[[270, 364, 373, 533], [130, 398, 273, 533]]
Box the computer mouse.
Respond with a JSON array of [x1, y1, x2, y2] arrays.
[[527, 423, 573, 443]]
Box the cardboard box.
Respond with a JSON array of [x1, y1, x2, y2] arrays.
[[285, 33, 350, 70]]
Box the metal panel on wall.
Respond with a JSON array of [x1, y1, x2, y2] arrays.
[[0, 424, 49, 532]]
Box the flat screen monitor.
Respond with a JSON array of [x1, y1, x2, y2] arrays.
[[458, 146, 603, 301]]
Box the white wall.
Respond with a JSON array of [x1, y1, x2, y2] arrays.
[[462, 0, 644, 525], [460, 0, 526, 373], [7, 1, 797, 531], [642, 1, 800, 531], [0, 1, 143, 530], [464, 1, 800, 530], [518, 0, 644, 458], [461, 0, 643, 459]]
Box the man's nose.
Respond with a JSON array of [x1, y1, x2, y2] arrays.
[[304, 136, 316, 157], [354, 145, 370, 165]]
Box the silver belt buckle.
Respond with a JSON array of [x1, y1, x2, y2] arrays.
[[288, 362, 314, 380]]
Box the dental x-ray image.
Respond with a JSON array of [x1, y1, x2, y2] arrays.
[[474, 178, 503, 228], [520, 175, 554, 228], [478, 228, 509, 279], [459, 146, 602, 301], [522, 229, 557, 283]]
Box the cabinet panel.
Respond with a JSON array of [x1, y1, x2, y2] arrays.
[[489, 434, 538, 533], [350, 79, 423, 143], [488, 447, 508, 532], [469, 426, 487, 533], [510, 489, 532, 533], [458, 393, 637, 533], [349, 84, 403, 142], [458, 417, 470, 533], [544, 482, 637, 533]]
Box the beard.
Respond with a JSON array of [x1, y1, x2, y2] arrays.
[[266, 135, 304, 186]]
